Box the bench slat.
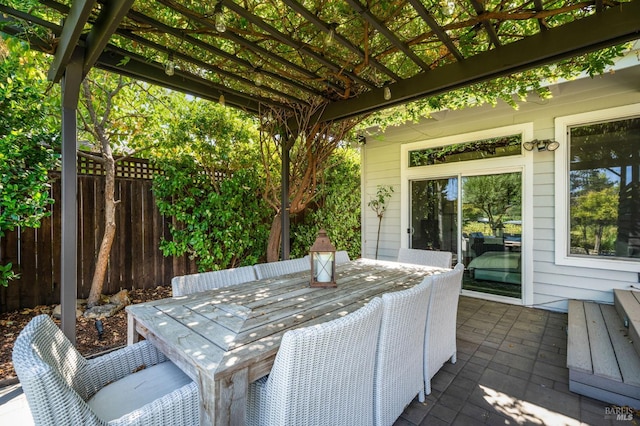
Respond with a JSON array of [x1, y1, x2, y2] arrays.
[[614, 289, 640, 357], [600, 304, 640, 386], [584, 302, 621, 382], [567, 300, 592, 373]]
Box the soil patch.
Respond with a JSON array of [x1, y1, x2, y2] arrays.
[[0, 285, 172, 384]]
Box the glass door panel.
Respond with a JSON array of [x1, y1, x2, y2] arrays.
[[409, 178, 458, 262], [462, 172, 522, 298]]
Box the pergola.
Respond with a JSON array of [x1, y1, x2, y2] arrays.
[[1, 0, 639, 341]]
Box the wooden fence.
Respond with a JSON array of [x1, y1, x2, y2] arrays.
[[0, 155, 198, 313]]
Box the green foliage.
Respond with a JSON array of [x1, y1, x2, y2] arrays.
[[409, 135, 521, 167], [0, 36, 58, 286], [368, 184, 394, 259], [290, 147, 361, 259], [151, 99, 270, 271], [154, 158, 271, 270], [462, 173, 521, 233], [571, 186, 619, 253], [359, 45, 631, 131], [368, 184, 394, 219]]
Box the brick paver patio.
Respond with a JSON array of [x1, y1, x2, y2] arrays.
[[0, 296, 633, 425]]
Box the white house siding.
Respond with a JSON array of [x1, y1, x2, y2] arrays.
[[362, 63, 640, 311]]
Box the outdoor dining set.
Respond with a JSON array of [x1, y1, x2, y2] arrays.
[[12, 246, 463, 426]]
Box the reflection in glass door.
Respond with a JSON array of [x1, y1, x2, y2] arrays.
[[410, 171, 522, 299], [462, 172, 522, 298], [410, 178, 458, 261]]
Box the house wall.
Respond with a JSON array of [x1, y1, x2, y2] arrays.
[[361, 63, 640, 311]]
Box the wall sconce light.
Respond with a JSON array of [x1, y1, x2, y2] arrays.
[[219, 93, 225, 107], [309, 229, 337, 288], [523, 139, 559, 152]]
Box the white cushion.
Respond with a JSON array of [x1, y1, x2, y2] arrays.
[[88, 361, 192, 422]]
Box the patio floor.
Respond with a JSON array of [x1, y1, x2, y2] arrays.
[[0, 296, 630, 425]]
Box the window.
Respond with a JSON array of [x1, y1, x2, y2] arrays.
[[555, 104, 640, 270], [408, 135, 521, 167]]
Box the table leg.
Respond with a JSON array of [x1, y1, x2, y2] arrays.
[[126, 313, 140, 346], [208, 367, 249, 426]]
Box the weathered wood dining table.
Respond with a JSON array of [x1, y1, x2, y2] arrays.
[[126, 258, 448, 426]]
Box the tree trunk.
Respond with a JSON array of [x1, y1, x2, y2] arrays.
[[87, 151, 117, 307], [375, 215, 382, 260], [266, 213, 282, 262], [594, 225, 603, 254]]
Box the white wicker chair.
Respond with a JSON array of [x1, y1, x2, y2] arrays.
[[253, 257, 309, 280], [13, 315, 200, 426], [171, 265, 256, 297], [335, 250, 351, 265], [423, 263, 465, 395], [246, 298, 383, 426], [373, 277, 433, 426], [397, 248, 452, 269]]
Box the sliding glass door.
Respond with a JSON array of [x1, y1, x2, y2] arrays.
[[410, 171, 522, 299]]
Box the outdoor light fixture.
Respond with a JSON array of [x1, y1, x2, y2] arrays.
[[219, 93, 225, 106], [441, 0, 456, 16], [214, 2, 226, 33], [309, 229, 337, 288], [95, 319, 104, 341], [522, 139, 560, 152], [254, 68, 263, 87], [383, 85, 392, 101], [165, 53, 175, 76], [324, 23, 336, 47]]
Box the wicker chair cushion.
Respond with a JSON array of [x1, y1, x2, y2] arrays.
[[87, 361, 192, 422]]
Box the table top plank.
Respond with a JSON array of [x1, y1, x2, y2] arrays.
[[128, 303, 226, 381], [155, 303, 241, 350]]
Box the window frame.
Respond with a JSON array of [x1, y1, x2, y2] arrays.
[[554, 103, 640, 272]]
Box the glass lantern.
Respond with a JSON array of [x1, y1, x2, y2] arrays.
[[309, 229, 337, 288]]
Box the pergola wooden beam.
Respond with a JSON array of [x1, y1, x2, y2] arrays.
[[82, 0, 136, 77], [407, 0, 464, 62], [220, 0, 375, 90], [281, 0, 400, 81], [156, 0, 342, 95], [470, 0, 501, 48], [47, 0, 95, 82], [343, 0, 430, 72]]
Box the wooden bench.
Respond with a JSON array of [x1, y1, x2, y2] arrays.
[[567, 290, 640, 408]]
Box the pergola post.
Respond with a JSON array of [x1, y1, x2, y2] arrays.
[[281, 140, 291, 260], [60, 48, 83, 344]]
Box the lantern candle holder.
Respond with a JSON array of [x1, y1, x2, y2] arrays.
[[309, 229, 337, 288]]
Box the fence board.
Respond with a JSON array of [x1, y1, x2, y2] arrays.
[[37, 204, 56, 306], [0, 155, 202, 312], [20, 228, 37, 308], [1, 231, 19, 309]]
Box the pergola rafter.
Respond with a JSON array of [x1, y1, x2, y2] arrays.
[[470, 0, 502, 48], [280, 0, 400, 81], [406, 0, 464, 62], [1, 0, 637, 117]]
